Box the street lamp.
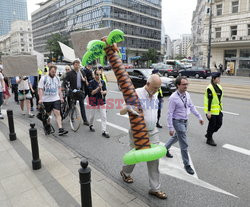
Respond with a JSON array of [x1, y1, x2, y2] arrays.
[[207, 0, 213, 70]]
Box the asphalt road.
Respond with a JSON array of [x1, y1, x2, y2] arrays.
[[2, 82, 250, 207]]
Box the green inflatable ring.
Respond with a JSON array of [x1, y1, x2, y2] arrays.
[[123, 144, 167, 165], [106, 29, 125, 45]]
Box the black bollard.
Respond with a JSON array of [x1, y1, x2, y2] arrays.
[[7, 110, 16, 141], [29, 123, 41, 170], [79, 159, 92, 207]]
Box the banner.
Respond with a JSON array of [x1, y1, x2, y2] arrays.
[[71, 27, 111, 59], [2, 55, 38, 77]]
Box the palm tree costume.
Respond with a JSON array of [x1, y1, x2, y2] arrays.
[[82, 29, 166, 164]]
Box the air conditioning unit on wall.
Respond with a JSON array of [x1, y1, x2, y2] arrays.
[[231, 35, 237, 40]]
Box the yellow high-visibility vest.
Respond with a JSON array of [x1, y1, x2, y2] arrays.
[[101, 74, 107, 85], [204, 84, 223, 115], [38, 68, 43, 75], [158, 88, 163, 98]]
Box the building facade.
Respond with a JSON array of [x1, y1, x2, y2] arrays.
[[181, 34, 192, 57], [192, 0, 250, 76], [0, 21, 33, 55], [164, 34, 172, 59], [172, 39, 182, 58], [31, 0, 162, 62], [0, 0, 28, 36]]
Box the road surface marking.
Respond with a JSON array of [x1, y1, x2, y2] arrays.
[[96, 119, 128, 133], [110, 90, 122, 94], [195, 106, 239, 116], [223, 144, 250, 156], [102, 115, 238, 197]]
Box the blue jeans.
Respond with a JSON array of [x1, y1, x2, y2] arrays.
[[165, 119, 189, 166]]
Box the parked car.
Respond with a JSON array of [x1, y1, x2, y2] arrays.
[[126, 69, 176, 95], [154, 64, 178, 77], [178, 66, 211, 79]]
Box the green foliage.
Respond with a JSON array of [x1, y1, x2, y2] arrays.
[[46, 33, 69, 61], [141, 48, 159, 66]]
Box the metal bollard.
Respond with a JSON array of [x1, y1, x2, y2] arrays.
[[7, 110, 16, 141], [29, 123, 41, 170], [79, 159, 92, 207]]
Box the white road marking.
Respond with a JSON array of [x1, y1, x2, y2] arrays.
[[101, 115, 237, 197], [223, 144, 250, 156], [110, 90, 122, 94], [195, 106, 239, 116], [96, 119, 128, 133]]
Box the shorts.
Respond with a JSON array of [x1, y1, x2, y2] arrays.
[[43, 100, 61, 113], [18, 90, 32, 101]]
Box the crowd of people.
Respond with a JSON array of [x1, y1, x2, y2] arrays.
[[0, 62, 224, 199]]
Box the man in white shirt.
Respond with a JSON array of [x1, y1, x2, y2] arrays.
[[38, 65, 68, 136], [16, 76, 34, 117], [0, 69, 5, 119], [119, 74, 167, 199]]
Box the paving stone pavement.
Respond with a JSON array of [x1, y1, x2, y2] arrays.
[[0, 111, 149, 207]]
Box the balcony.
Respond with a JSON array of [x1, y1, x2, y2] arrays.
[[211, 36, 250, 47]]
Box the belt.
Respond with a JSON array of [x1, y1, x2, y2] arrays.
[[173, 118, 188, 123]]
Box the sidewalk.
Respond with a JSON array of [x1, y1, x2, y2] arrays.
[[0, 110, 149, 207]]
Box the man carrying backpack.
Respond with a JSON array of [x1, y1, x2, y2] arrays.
[[38, 65, 68, 136]]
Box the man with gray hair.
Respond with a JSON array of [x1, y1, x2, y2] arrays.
[[119, 74, 167, 199]]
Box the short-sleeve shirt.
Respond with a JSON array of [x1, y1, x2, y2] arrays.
[[38, 75, 60, 102], [88, 79, 106, 106], [16, 77, 30, 91]]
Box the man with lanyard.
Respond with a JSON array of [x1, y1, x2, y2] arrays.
[[204, 72, 223, 146], [88, 69, 110, 138], [38, 65, 68, 136], [0, 69, 5, 119], [152, 69, 163, 128], [62, 59, 89, 126], [119, 74, 167, 199], [165, 77, 204, 175]]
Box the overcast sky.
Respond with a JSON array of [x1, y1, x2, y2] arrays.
[[27, 0, 197, 40]]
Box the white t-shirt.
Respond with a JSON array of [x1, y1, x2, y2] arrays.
[[0, 73, 4, 92], [16, 76, 30, 91], [136, 87, 159, 131], [38, 75, 60, 102]]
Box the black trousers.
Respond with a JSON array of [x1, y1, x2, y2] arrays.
[[206, 112, 223, 138], [157, 98, 163, 123], [11, 84, 19, 103], [30, 88, 39, 108]]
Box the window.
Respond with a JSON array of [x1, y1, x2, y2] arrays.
[[215, 27, 221, 38], [248, 24, 250, 35], [232, 1, 239, 13], [231, 26, 237, 36], [216, 4, 222, 16]]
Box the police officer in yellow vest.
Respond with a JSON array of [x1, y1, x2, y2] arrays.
[[152, 68, 163, 128], [204, 72, 223, 146], [98, 65, 107, 85]]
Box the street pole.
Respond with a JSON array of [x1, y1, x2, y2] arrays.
[[207, 0, 213, 70]]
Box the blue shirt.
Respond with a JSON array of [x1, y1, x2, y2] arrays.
[[10, 77, 17, 85], [88, 79, 106, 106], [167, 91, 203, 131]]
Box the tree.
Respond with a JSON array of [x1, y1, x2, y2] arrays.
[[141, 48, 160, 67], [46, 33, 69, 61]]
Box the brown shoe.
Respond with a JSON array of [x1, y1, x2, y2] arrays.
[[149, 191, 167, 199], [120, 171, 133, 183]]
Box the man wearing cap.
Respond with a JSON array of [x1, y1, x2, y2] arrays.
[[204, 72, 223, 146]]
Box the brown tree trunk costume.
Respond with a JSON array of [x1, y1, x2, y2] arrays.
[[103, 40, 150, 150]]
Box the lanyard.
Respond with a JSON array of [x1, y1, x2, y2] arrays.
[[177, 92, 187, 108]]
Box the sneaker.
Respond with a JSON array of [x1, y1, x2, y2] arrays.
[[89, 125, 95, 132], [58, 128, 68, 136], [0, 114, 4, 119], [28, 113, 35, 118], [102, 131, 110, 138], [184, 165, 195, 175], [166, 150, 173, 158]]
